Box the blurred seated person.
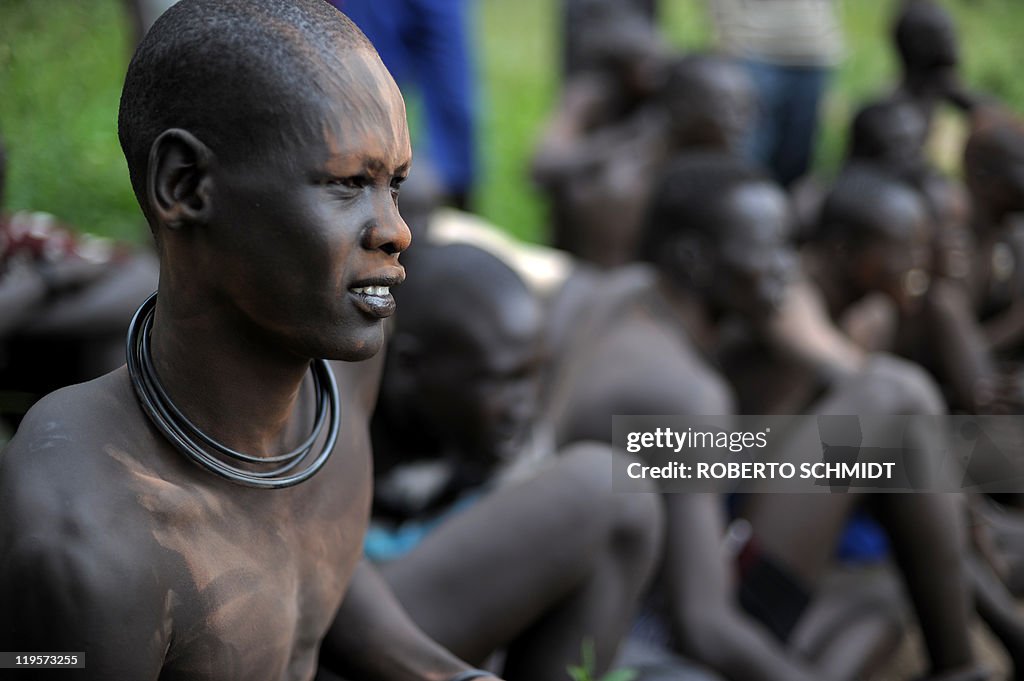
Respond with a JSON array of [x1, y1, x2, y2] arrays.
[[0, 136, 157, 426], [365, 242, 664, 681], [533, 54, 755, 266], [708, 0, 843, 187], [962, 106, 1024, 356], [545, 153, 989, 681], [891, 0, 977, 128]]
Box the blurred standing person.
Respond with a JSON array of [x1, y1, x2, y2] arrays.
[[336, 0, 479, 211], [708, 0, 844, 187]]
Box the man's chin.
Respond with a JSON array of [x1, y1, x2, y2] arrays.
[[323, 328, 385, 363]]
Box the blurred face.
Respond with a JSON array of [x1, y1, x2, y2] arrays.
[[993, 145, 1024, 215], [667, 62, 755, 151], [968, 135, 1024, 224], [876, 105, 928, 171], [574, 0, 663, 85], [902, 8, 959, 71], [852, 190, 932, 312], [204, 50, 412, 362], [713, 183, 798, 320], [416, 295, 545, 465]]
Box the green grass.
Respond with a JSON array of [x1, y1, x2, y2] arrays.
[[2, 0, 1024, 246], [0, 0, 143, 242]]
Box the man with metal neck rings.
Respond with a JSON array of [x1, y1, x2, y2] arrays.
[[0, 2, 504, 681]]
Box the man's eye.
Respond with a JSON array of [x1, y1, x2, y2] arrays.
[[390, 177, 406, 202], [326, 176, 367, 190]]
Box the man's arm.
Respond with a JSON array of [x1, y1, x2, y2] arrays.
[[662, 494, 828, 681], [762, 279, 866, 380], [925, 278, 1016, 412], [321, 559, 497, 681]]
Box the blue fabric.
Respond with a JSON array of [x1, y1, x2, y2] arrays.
[[364, 493, 482, 562], [726, 496, 889, 564], [741, 60, 830, 187], [333, 0, 478, 195], [835, 511, 890, 563]]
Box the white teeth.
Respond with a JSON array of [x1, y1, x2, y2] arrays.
[[351, 286, 390, 296]]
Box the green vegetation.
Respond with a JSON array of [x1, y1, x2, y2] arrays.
[[1, 0, 1023, 245], [566, 638, 636, 681]]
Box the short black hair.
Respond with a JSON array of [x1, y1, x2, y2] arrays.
[[660, 53, 739, 101], [892, 0, 956, 69], [396, 243, 535, 349], [818, 165, 924, 243], [118, 0, 373, 224], [638, 153, 770, 264], [848, 97, 925, 161], [964, 107, 1024, 183]]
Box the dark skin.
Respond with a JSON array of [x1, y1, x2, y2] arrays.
[[697, 181, 998, 680], [371, 246, 662, 679], [809, 170, 1020, 416], [0, 138, 158, 417], [0, 47, 494, 681], [562, 0, 660, 78], [810, 172, 1024, 673], [532, 56, 755, 267], [963, 113, 1024, 354], [542, 198, 886, 680], [550, 173, 986, 680], [532, 0, 672, 262], [892, 0, 972, 126], [845, 99, 974, 287], [545, 270, 911, 681]]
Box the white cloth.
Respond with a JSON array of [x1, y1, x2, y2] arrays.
[[708, 0, 844, 67]]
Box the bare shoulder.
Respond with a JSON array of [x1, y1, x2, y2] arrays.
[[0, 371, 174, 677], [2, 365, 171, 542], [0, 368, 177, 588], [2, 368, 153, 495]]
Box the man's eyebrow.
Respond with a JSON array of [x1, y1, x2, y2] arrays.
[[322, 155, 411, 177]]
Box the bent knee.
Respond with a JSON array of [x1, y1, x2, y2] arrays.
[[863, 354, 945, 416], [555, 444, 664, 556], [544, 443, 619, 532]]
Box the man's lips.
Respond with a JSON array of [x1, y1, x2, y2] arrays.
[[348, 272, 404, 319]]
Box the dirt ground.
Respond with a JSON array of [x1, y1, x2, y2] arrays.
[[869, 595, 1014, 681]]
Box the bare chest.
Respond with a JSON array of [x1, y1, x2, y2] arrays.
[[141, 458, 371, 681]]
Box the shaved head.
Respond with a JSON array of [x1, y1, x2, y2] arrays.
[[396, 243, 540, 353], [819, 167, 927, 243], [118, 0, 375, 223], [963, 106, 1024, 219]]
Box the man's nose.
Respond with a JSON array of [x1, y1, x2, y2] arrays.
[[363, 195, 412, 256]]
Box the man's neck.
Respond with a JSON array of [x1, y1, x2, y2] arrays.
[[901, 67, 952, 107], [149, 287, 315, 459]]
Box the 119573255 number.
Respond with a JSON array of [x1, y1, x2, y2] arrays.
[[0, 653, 85, 668]]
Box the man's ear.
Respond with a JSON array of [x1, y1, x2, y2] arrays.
[[147, 129, 214, 229]]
